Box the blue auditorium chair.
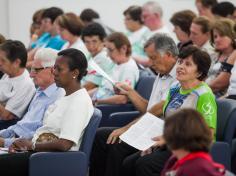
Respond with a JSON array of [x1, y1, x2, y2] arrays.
[[210, 98, 236, 171], [29, 108, 102, 176]]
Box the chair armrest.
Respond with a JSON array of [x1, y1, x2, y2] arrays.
[[96, 104, 136, 126], [107, 111, 141, 127], [29, 151, 87, 176], [210, 141, 231, 170]]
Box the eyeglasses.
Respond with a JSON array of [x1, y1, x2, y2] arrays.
[[30, 67, 50, 74]]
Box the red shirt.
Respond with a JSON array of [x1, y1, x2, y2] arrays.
[[161, 152, 225, 176]]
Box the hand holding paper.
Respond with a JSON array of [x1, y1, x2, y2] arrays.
[[89, 59, 116, 85], [119, 112, 164, 151], [88, 59, 126, 92]]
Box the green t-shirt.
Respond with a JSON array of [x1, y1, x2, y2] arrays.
[[163, 82, 217, 131]]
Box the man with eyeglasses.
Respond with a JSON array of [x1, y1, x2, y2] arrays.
[[0, 40, 35, 129], [0, 47, 65, 148]]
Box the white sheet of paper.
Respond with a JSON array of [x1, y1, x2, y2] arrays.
[[89, 59, 115, 85], [88, 60, 126, 92], [119, 112, 164, 151], [0, 147, 8, 154]]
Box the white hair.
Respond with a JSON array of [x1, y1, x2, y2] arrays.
[[143, 1, 163, 18], [34, 48, 58, 68]]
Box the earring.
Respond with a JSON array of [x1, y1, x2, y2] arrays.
[[73, 76, 76, 79]]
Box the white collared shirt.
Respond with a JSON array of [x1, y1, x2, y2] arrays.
[[147, 64, 178, 110]]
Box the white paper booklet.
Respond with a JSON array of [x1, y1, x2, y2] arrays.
[[119, 112, 164, 151], [88, 59, 115, 85], [0, 147, 8, 154]]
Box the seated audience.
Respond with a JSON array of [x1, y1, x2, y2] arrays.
[[207, 18, 236, 97], [142, 1, 172, 38], [115, 33, 178, 114], [80, 8, 99, 26], [80, 8, 114, 35], [224, 50, 236, 100], [55, 12, 89, 58], [0, 40, 35, 129], [195, 0, 218, 20], [29, 8, 45, 48], [81, 22, 115, 90], [190, 16, 215, 57], [212, 1, 235, 19], [170, 10, 196, 52], [161, 109, 225, 176], [92, 32, 139, 105], [0, 48, 65, 147], [123, 5, 150, 66], [0, 48, 94, 176], [90, 45, 216, 176], [27, 7, 65, 67], [30, 7, 65, 50]]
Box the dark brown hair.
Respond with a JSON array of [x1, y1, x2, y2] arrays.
[[178, 45, 211, 81], [192, 16, 211, 34], [164, 108, 213, 152], [123, 5, 143, 24], [106, 32, 131, 57], [170, 10, 197, 35], [56, 13, 84, 36], [0, 40, 27, 68], [195, 0, 218, 8], [41, 7, 63, 23]]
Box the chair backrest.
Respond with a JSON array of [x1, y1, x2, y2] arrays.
[[29, 152, 88, 176], [135, 75, 155, 100], [210, 142, 231, 170], [216, 99, 236, 143], [79, 108, 102, 159]]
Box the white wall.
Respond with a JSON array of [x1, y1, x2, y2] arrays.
[[0, 0, 9, 38], [1, 0, 235, 46]]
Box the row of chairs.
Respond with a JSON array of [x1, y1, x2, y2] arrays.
[[96, 73, 236, 172], [28, 73, 236, 175], [28, 70, 154, 176], [98, 97, 236, 172], [29, 108, 102, 176]]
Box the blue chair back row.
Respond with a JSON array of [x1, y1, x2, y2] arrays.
[[80, 108, 102, 158], [29, 108, 102, 176]]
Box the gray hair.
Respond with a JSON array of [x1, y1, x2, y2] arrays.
[[34, 48, 58, 68], [142, 1, 163, 18], [144, 33, 179, 57]]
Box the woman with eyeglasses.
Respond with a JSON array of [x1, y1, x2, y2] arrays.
[[92, 32, 139, 105], [0, 48, 94, 176]]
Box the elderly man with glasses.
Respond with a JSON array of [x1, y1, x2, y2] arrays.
[[0, 47, 65, 148]]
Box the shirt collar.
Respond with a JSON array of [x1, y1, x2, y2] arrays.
[[161, 63, 177, 79], [36, 83, 59, 97]]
